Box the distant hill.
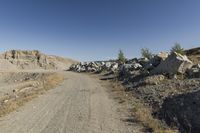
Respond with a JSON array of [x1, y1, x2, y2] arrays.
[[0, 50, 78, 70], [185, 47, 200, 64]]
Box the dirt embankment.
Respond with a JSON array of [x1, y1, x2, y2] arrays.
[[0, 71, 64, 117], [126, 74, 200, 133], [159, 90, 200, 133], [0, 50, 78, 70], [98, 72, 178, 133]]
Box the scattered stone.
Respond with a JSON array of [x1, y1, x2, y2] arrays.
[[3, 100, 9, 103], [139, 74, 165, 86]]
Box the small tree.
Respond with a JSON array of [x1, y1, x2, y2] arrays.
[[118, 49, 125, 64], [170, 43, 185, 55], [141, 48, 153, 59]]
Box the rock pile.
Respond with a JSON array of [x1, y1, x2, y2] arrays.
[[70, 61, 119, 73], [70, 50, 200, 133], [70, 52, 194, 78]]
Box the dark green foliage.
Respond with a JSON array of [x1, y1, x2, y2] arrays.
[[118, 49, 126, 63], [141, 48, 153, 59], [170, 43, 185, 55]]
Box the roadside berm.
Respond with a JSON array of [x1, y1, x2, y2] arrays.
[[70, 47, 200, 133], [0, 50, 73, 117], [0, 71, 64, 117]]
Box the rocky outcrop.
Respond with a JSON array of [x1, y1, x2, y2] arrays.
[[143, 52, 169, 71], [0, 50, 76, 70], [151, 52, 193, 74], [70, 52, 195, 79]]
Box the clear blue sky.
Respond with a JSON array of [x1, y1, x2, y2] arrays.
[[0, 0, 199, 61]]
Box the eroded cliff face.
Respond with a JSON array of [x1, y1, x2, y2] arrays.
[[0, 50, 77, 70]]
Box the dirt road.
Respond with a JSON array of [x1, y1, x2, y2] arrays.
[[0, 72, 143, 133]]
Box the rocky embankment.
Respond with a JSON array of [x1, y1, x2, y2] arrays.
[[70, 47, 200, 133], [0, 50, 77, 70]]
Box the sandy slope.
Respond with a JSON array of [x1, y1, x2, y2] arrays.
[[0, 50, 78, 70], [0, 72, 143, 133]]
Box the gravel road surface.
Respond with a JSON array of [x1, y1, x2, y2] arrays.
[[0, 72, 142, 133]]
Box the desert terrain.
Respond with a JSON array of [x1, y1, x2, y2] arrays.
[[0, 50, 145, 133], [0, 48, 199, 133]]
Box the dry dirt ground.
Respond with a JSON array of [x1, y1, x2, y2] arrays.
[[0, 71, 144, 133]]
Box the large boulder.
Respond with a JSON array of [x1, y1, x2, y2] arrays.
[[143, 52, 169, 71], [157, 52, 169, 60], [151, 52, 193, 74], [187, 64, 200, 78], [110, 63, 118, 72], [138, 58, 149, 66]]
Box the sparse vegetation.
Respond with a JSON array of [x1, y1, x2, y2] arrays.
[[0, 73, 64, 117], [118, 49, 126, 64], [132, 98, 177, 133], [141, 48, 153, 59], [170, 43, 185, 55], [42, 73, 64, 90], [109, 81, 177, 133]]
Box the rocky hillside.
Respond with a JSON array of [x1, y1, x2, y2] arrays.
[[0, 50, 77, 70], [70, 47, 200, 133]]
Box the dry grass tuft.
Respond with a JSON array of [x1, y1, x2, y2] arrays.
[[110, 81, 178, 133], [0, 73, 64, 117], [132, 100, 177, 133], [42, 73, 64, 90]]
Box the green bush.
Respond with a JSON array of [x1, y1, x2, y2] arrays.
[[141, 48, 153, 59], [118, 49, 126, 63], [170, 43, 185, 55]]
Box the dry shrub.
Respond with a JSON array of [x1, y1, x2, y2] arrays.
[[0, 94, 36, 117], [41, 73, 64, 90]]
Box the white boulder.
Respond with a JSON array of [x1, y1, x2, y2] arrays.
[[151, 52, 193, 74]]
